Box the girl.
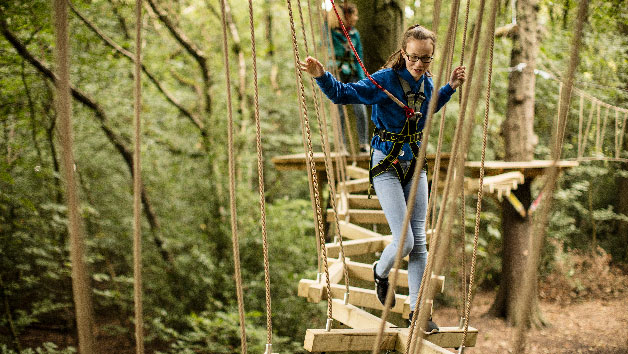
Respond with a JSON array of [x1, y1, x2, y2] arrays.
[[300, 24, 466, 331], [328, 2, 370, 152]]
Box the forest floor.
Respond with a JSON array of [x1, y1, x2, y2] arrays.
[[433, 248, 628, 353], [15, 250, 628, 353]]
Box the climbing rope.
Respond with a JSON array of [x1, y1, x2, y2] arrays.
[[53, 0, 96, 352], [132, 0, 144, 352], [459, 0, 497, 349], [426, 0, 464, 233], [286, 0, 334, 325], [512, 0, 589, 351], [410, 0, 493, 352], [246, 1, 273, 351], [296, 0, 350, 301], [219, 0, 247, 351]]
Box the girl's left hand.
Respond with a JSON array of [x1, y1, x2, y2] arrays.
[[449, 66, 466, 89]]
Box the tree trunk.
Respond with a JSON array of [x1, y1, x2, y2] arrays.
[[355, 0, 404, 72], [490, 0, 545, 327]]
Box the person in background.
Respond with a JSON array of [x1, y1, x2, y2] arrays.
[[328, 2, 370, 153]]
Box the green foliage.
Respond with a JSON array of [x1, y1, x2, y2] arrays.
[[0, 0, 626, 351]]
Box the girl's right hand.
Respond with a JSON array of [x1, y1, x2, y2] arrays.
[[299, 56, 325, 78]]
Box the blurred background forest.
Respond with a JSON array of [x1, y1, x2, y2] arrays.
[[0, 0, 627, 353]]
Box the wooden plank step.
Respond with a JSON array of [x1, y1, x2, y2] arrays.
[[347, 194, 381, 209], [346, 165, 369, 179], [338, 220, 383, 240], [327, 230, 433, 258], [328, 258, 445, 291], [339, 178, 370, 193], [297, 279, 410, 315], [304, 328, 459, 353], [326, 236, 388, 258], [397, 326, 478, 349], [304, 328, 398, 352], [328, 208, 388, 224], [330, 298, 395, 329]]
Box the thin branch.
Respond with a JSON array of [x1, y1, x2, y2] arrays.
[[68, 0, 205, 132]]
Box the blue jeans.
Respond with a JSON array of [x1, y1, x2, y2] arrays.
[[338, 103, 369, 147], [371, 149, 428, 311]]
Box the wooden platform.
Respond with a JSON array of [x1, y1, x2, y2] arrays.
[[271, 151, 578, 178]]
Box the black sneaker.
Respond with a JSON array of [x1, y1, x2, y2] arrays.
[[408, 310, 439, 333], [373, 262, 395, 307]]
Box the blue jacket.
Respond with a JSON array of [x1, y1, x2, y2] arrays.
[[330, 28, 366, 82], [315, 68, 455, 160]]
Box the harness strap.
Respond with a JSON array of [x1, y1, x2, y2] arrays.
[[368, 75, 427, 197]]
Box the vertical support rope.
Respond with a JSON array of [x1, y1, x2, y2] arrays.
[[600, 106, 610, 155], [132, 1, 144, 353], [219, 0, 247, 351], [511, 0, 589, 351], [459, 188, 467, 321], [53, 0, 96, 352], [301, 0, 351, 295], [459, 0, 497, 348], [286, 0, 334, 323], [426, 0, 463, 233], [581, 99, 596, 158], [577, 93, 584, 158], [410, 0, 490, 351], [247, 0, 273, 347]]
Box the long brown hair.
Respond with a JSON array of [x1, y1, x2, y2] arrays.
[[383, 25, 436, 72]]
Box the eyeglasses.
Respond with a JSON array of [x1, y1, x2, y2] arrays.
[[404, 52, 433, 63]]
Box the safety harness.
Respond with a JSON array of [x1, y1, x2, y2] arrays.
[[369, 74, 427, 194]]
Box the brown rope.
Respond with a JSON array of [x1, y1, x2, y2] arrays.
[[577, 93, 584, 158], [600, 106, 610, 155], [410, 0, 491, 351], [512, 0, 589, 351], [286, 0, 334, 322], [320, 11, 349, 185], [595, 103, 602, 154], [219, 0, 247, 351], [459, 0, 497, 348], [298, 0, 350, 298], [426, 0, 462, 233], [581, 99, 597, 157], [459, 188, 467, 321], [53, 0, 96, 352], [132, 1, 144, 353], [617, 111, 628, 159], [247, 0, 273, 347]]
